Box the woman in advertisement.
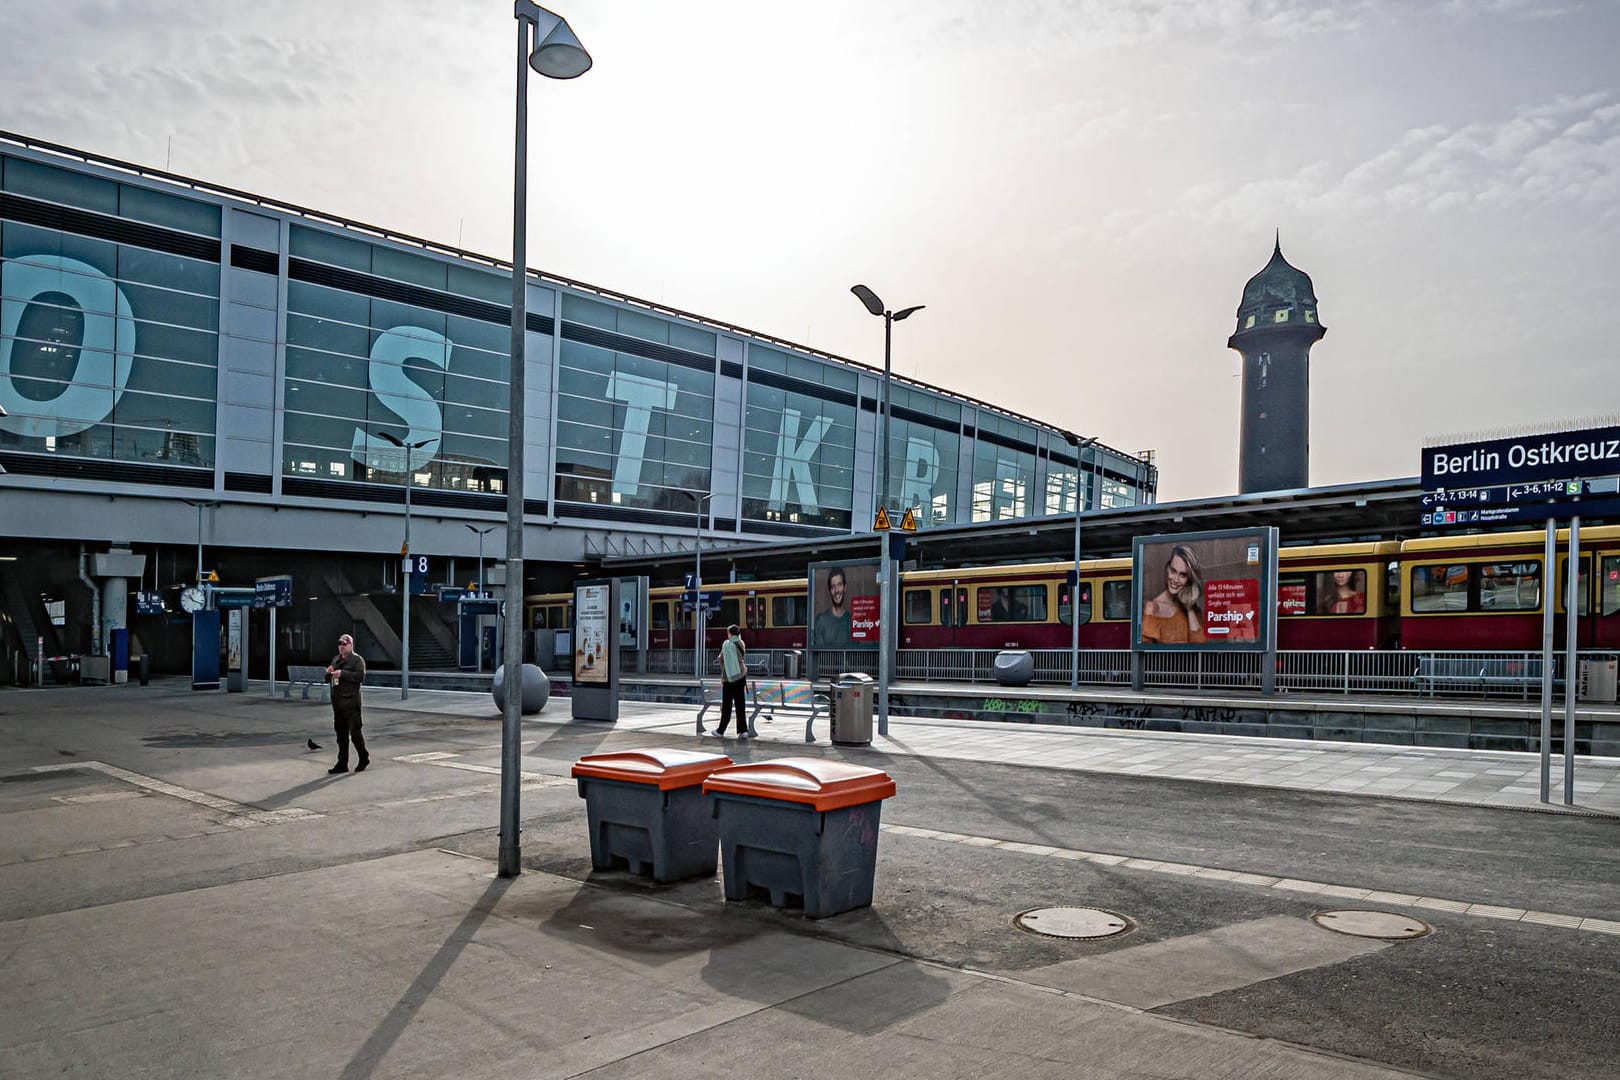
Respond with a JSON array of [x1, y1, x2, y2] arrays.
[[1317, 570, 1366, 615], [1142, 544, 1206, 644]]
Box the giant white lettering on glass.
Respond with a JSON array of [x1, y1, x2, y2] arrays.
[[350, 326, 447, 472], [605, 370, 676, 496], [769, 407, 833, 513], [901, 435, 939, 514], [0, 255, 135, 438]]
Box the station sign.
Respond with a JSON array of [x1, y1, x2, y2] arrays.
[[1422, 496, 1620, 528], [254, 575, 293, 608], [679, 589, 723, 615], [1422, 424, 1620, 490], [213, 587, 257, 610]]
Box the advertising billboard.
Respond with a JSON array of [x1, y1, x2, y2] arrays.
[[573, 582, 611, 685], [1132, 528, 1278, 651], [807, 559, 880, 650], [616, 575, 647, 651]]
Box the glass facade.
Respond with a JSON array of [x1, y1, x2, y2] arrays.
[[742, 344, 857, 530], [282, 225, 517, 493], [0, 155, 221, 468], [554, 294, 717, 513], [0, 140, 1157, 539]]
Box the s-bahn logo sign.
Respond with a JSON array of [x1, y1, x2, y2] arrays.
[[1423, 424, 1620, 490]]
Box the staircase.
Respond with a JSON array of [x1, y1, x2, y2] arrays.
[[320, 569, 460, 671], [0, 563, 58, 682]]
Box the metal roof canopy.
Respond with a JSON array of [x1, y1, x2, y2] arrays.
[[597, 477, 1433, 584]]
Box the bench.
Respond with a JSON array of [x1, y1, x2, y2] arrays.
[[1413, 657, 1548, 696], [283, 664, 331, 702], [696, 678, 828, 742], [708, 653, 771, 677]]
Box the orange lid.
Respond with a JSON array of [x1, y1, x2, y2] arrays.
[[702, 757, 896, 811], [571, 748, 734, 790]]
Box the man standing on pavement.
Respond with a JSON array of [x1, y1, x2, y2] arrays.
[[715, 624, 753, 738], [325, 633, 369, 774]]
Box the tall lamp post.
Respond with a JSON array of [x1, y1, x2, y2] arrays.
[[503, 1, 591, 880], [1063, 432, 1099, 691], [465, 524, 498, 595], [679, 490, 715, 683], [377, 431, 432, 700], [182, 499, 220, 583], [849, 285, 924, 513], [850, 285, 922, 740]]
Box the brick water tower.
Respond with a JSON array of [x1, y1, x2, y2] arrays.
[[1227, 235, 1326, 493]]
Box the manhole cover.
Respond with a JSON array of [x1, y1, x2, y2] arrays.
[[1312, 909, 1431, 940], [1014, 907, 1133, 940]]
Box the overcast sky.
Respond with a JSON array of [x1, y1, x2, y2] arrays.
[[3, 0, 1617, 501]]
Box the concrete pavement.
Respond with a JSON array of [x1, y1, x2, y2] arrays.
[[3, 681, 1618, 1079]]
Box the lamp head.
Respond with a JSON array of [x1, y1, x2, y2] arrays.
[[529, 13, 592, 79], [850, 284, 885, 317], [892, 304, 924, 322]]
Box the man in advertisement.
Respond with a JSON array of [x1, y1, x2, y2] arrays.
[[812, 566, 851, 647]]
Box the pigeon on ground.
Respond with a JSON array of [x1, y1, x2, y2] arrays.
[[307, 739, 322, 751]]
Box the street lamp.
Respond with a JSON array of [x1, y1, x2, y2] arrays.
[[851, 285, 922, 742], [182, 499, 220, 583], [678, 490, 715, 684], [465, 524, 499, 673], [377, 431, 432, 700], [850, 285, 923, 514], [465, 524, 498, 595], [1063, 432, 1099, 691], [502, 1, 590, 880]]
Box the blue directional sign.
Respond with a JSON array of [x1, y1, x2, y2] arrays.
[[213, 587, 256, 610], [407, 554, 431, 595], [254, 575, 293, 609], [439, 587, 466, 603], [679, 589, 723, 614]]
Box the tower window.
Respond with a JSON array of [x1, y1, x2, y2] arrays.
[[1244, 315, 1256, 329], [1273, 309, 1289, 323], [1304, 309, 1316, 324]]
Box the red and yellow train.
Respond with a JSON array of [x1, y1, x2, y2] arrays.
[[527, 524, 1620, 654]]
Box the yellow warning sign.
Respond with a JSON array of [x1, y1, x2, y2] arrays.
[[873, 505, 892, 531], [202, 569, 220, 583], [900, 507, 918, 533]]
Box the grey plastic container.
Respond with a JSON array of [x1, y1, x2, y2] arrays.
[[703, 758, 896, 918], [571, 748, 733, 883], [993, 649, 1035, 687]]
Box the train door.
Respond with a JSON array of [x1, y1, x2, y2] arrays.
[[1599, 552, 1620, 648], [1557, 553, 1594, 648], [938, 584, 968, 646]]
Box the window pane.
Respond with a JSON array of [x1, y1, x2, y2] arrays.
[[1102, 580, 1132, 621], [1412, 564, 1471, 613], [1314, 569, 1367, 615], [1479, 562, 1539, 612], [903, 589, 932, 625]]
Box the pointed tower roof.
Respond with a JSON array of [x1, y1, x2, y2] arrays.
[[1232, 234, 1323, 334]]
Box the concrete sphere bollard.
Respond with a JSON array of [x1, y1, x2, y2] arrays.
[[492, 663, 550, 715]]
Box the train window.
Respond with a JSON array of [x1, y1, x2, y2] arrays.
[[1557, 558, 1590, 613], [1102, 581, 1132, 621], [744, 596, 760, 629], [1386, 561, 1400, 609], [1602, 556, 1620, 616], [903, 589, 933, 625], [1479, 562, 1540, 611], [1314, 570, 1367, 615], [771, 595, 807, 627], [1278, 574, 1309, 616], [1411, 564, 1471, 613], [651, 601, 670, 630], [1056, 583, 1092, 627], [978, 585, 1047, 623], [548, 605, 569, 630], [718, 598, 742, 627]]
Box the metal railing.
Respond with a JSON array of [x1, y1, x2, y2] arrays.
[[628, 646, 1618, 701]]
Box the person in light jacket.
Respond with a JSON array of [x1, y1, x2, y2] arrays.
[[716, 624, 753, 738]]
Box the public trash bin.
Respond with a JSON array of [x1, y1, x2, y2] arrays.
[[571, 748, 733, 882], [1579, 659, 1619, 704], [993, 650, 1034, 687], [831, 672, 875, 745], [703, 757, 896, 918]]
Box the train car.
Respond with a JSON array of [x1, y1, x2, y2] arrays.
[[648, 578, 807, 654], [1275, 542, 1401, 650], [1398, 524, 1620, 650], [896, 558, 1135, 650]]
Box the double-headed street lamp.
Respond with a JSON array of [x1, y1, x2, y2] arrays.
[[850, 285, 923, 513], [465, 524, 499, 672], [377, 431, 432, 700], [502, 1, 591, 880], [678, 490, 716, 684], [1063, 432, 1099, 691], [851, 285, 922, 739]]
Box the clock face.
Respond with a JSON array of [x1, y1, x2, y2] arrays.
[[180, 587, 206, 613]]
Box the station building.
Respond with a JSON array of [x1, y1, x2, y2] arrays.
[[0, 131, 1157, 681]]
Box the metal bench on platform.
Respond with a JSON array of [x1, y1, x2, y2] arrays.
[[284, 665, 330, 702], [696, 678, 827, 741], [1414, 657, 1548, 697]]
